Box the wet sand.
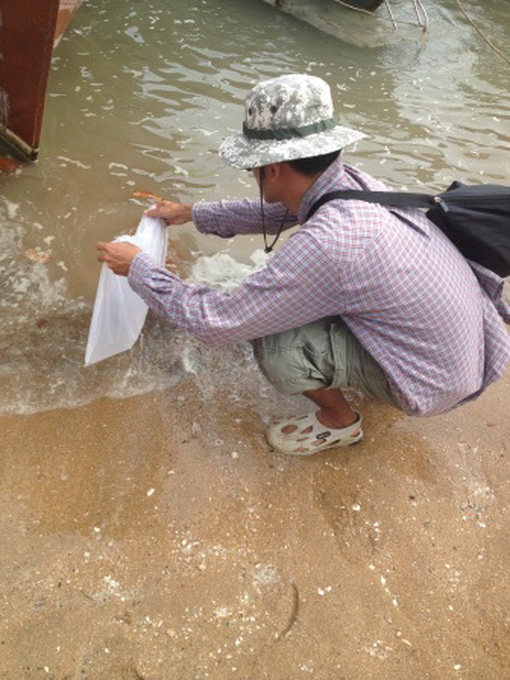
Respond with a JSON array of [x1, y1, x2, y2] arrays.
[[1, 363, 510, 680]]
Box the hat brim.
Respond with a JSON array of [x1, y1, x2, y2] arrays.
[[219, 125, 366, 169]]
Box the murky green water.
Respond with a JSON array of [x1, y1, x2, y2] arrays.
[[0, 0, 508, 414]]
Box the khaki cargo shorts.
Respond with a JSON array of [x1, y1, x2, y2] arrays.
[[251, 316, 400, 407]]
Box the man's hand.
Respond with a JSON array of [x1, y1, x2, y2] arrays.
[[144, 200, 193, 226], [96, 241, 142, 276]]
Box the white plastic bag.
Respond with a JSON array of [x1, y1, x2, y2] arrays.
[[84, 213, 168, 366]]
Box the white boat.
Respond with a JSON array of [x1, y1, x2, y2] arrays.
[[261, 0, 429, 48]]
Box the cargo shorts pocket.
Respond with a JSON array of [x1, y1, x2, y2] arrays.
[[251, 318, 338, 396], [330, 319, 400, 407]]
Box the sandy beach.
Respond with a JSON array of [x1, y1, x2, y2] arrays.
[[1, 360, 509, 680]]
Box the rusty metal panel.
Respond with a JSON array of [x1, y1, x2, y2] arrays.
[[54, 0, 83, 47]]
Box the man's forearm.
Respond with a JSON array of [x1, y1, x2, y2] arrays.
[[192, 199, 295, 238]]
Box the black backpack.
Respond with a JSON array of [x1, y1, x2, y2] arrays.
[[306, 181, 510, 278]]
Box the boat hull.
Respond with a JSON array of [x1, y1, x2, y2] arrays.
[[0, 0, 83, 160], [262, 0, 426, 48], [339, 0, 385, 11]]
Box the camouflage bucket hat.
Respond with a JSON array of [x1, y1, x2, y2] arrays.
[[219, 73, 365, 169]]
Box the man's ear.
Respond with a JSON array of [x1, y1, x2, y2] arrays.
[[265, 162, 286, 180]]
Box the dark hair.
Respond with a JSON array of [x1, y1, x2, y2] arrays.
[[287, 149, 341, 176]]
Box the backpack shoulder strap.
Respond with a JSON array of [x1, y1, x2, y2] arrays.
[[305, 189, 436, 222]]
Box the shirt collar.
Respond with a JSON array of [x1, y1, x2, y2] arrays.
[[298, 157, 347, 224]]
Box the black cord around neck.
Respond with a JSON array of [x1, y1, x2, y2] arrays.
[[259, 167, 288, 253]]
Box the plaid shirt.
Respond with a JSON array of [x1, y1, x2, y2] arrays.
[[129, 159, 510, 416]]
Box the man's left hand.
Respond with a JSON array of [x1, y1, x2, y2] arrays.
[[96, 241, 142, 276]]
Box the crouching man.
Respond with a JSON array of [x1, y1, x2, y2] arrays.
[[97, 74, 510, 455]]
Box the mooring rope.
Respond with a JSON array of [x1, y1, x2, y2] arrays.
[[454, 0, 510, 66], [412, 0, 429, 31]]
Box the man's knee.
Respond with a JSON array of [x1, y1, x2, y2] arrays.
[[251, 322, 336, 395]]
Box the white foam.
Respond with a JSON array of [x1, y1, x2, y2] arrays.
[[3, 199, 20, 220], [189, 249, 270, 291]]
